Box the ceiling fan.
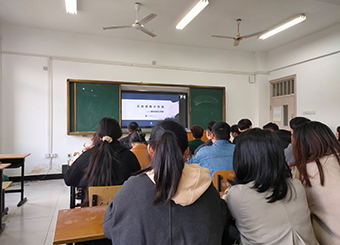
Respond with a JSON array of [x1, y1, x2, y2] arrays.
[[103, 2, 157, 38], [211, 19, 264, 46]]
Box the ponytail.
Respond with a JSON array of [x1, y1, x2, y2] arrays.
[[135, 118, 189, 205], [83, 138, 119, 206], [81, 117, 122, 206], [152, 130, 184, 204]]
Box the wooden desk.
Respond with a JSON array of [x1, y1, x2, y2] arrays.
[[53, 205, 107, 245], [0, 163, 10, 235], [0, 153, 30, 207]]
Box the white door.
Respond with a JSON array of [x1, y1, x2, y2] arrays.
[[270, 76, 296, 130]]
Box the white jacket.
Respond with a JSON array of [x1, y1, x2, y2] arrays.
[[292, 154, 340, 245], [225, 178, 318, 245]]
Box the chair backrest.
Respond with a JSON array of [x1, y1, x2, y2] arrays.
[[2, 181, 12, 190], [212, 170, 235, 192], [88, 185, 122, 207]]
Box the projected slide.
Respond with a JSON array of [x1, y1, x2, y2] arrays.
[[122, 92, 181, 127]]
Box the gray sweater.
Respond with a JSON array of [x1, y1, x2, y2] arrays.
[[103, 174, 228, 245]]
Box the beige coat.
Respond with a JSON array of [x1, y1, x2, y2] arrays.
[[292, 155, 340, 245], [225, 178, 318, 245]]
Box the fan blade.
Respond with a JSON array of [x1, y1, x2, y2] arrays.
[[242, 31, 265, 39], [211, 35, 235, 39], [234, 40, 240, 46], [138, 26, 157, 38], [138, 13, 157, 25], [103, 25, 131, 30]]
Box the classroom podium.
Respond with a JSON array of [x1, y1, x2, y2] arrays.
[[0, 154, 30, 207]]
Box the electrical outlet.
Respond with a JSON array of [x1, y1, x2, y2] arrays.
[[303, 110, 316, 115], [51, 153, 58, 158], [67, 153, 72, 158], [45, 153, 51, 158]]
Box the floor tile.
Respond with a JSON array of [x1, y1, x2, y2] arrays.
[[0, 179, 70, 245], [44, 230, 55, 245]]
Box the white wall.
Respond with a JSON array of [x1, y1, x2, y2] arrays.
[[268, 23, 340, 132], [2, 54, 50, 175], [3, 22, 338, 176], [1, 24, 256, 72], [268, 24, 340, 71], [1, 24, 260, 176]]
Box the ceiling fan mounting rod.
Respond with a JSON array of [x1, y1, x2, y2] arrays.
[[237, 19, 241, 35], [135, 2, 141, 22]]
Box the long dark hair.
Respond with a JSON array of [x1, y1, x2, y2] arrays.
[[138, 118, 188, 205], [293, 121, 340, 187], [231, 128, 292, 203], [84, 117, 122, 205]]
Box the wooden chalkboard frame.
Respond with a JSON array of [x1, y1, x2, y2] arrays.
[[67, 79, 225, 135]]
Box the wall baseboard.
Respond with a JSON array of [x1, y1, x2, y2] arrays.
[[9, 174, 64, 182]]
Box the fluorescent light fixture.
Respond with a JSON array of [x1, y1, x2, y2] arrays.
[[65, 0, 77, 14], [176, 0, 209, 30], [258, 14, 306, 40]]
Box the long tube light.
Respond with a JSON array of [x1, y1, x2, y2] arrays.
[[65, 0, 77, 15], [176, 0, 209, 30], [258, 14, 306, 40]]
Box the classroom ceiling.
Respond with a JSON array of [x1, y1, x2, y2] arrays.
[[1, 0, 340, 52]]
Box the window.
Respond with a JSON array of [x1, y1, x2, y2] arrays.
[[283, 105, 288, 126], [272, 77, 295, 97]]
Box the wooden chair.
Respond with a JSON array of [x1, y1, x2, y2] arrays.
[[2, 181, 12, 216], [212, 170, 235, 192], [64, 165, 83, 209], [88, 185, 122, 207]]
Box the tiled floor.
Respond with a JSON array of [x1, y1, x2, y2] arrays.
[[0, 179, 69, 245]]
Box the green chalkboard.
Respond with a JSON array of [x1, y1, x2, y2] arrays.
[[68, 80, 225, 134], [190, 87, 224, 128], [68, 81, 120, 134]]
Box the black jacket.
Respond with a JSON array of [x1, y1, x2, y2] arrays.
[[64, 141, 140, 189], [119, 134, 132, 149]]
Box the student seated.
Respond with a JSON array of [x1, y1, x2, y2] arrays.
[[292, 121, 340, 244], [64, 117, 140, 206], [188, 121, 235, 179], [103, 119, 228, 245], [189, 124, 205, 154], [263, 122, 290, 149], [233, 118, 252, 144], [68, 133, 98, 166], [119, 121, 139, 149], [230, 124, 240, 144], [262, 122, 279, 132], [194, 120, 216, 155], [275, 129, 291, 149], [284, 117, 310, 165], [224, 128, 318, 245], [129, 128, 151, 169]]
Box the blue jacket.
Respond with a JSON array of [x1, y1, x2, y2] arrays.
[[187, 140, 235, 179]]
